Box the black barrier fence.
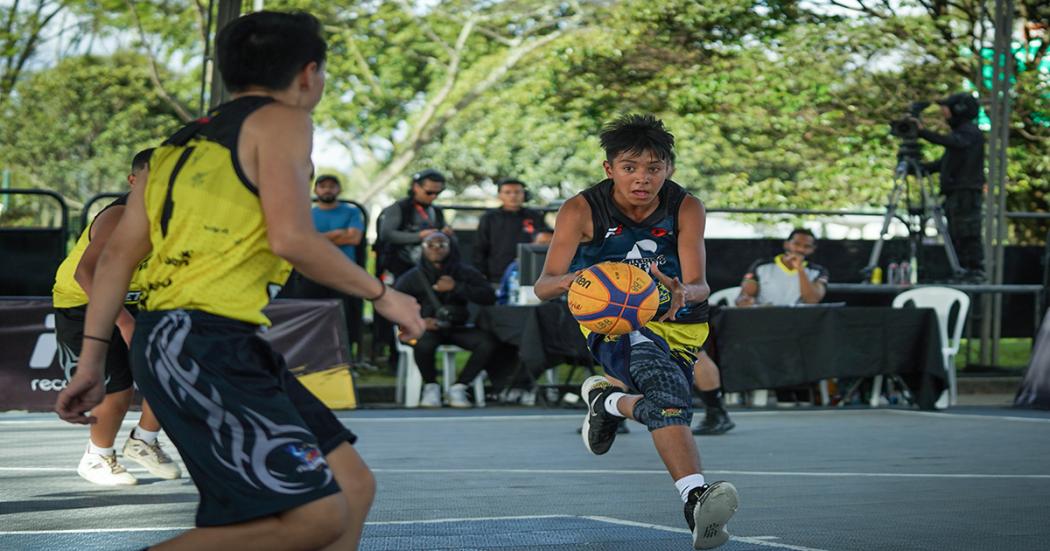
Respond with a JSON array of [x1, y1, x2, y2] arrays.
[[0, 190, 68, 296]]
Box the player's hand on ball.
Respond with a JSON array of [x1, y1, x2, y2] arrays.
[[651, 263, 684, 322], [558, 271, 582, 293], [55, 370, 105, 425], [376, 287, 425, 340]]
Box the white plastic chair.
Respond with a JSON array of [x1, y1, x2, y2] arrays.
[[874, 286, 970, 408], [708, 286, 742, 307], [394, 329, 485, 408]]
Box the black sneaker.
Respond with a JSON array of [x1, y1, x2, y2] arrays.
[[692, 410, 735, 436], [684, 482, 739, 549], [580, 375, 621, 455]]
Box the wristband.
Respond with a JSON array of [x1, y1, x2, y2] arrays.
[[83, 335, 111, 345], [369, 283, 387, 301]]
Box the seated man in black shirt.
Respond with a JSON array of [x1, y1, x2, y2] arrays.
[[396, 232, 500, 407], [474, 178, 551, 283]]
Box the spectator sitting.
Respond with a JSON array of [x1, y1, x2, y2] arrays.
[[496, 231, 553, 305], [395, 232, 500, 407], [735, 228, 829, 407], [474, 178, 551, 283], [736, 228, 828, 307]]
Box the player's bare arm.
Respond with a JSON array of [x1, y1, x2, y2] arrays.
[[248, 103, 424, 338], [534, 195, 590, 301], [652, 195, 709, 321], [73, 206, 136, 346], [55, 179, 152, 424]]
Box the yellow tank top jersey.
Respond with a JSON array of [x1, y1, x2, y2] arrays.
[[52, 195, 148, 309], [139, 96, 290, 326]]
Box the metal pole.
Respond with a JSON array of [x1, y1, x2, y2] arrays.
[[209, 0, 244, 110], [198, 0, 215, 117], [989, 0, 1013, 366]]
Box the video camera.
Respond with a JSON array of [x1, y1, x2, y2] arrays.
[[889, 101, 931, 140]]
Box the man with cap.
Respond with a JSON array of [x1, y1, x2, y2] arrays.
[[917, 92, 986, 279], [376, 169, 454, 279]]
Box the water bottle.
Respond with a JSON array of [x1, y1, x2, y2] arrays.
[[887, 263, 899, 285], [900, 262, 911, 286], [508, 267, 521, 305], [871, 266, 883, 284]]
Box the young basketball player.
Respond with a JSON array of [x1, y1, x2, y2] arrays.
[[534, 114, 739, 549], [55, 11, 424, 550], [51, 149, 180, 485]]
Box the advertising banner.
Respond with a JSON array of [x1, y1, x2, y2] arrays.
[[0, 298, 351, 412]]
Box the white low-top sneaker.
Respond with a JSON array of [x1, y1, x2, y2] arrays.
[[123, 436, 182, 480], [77, 450, 137, 486]]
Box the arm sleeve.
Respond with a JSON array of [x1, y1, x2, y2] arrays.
[[918, 128, 975, 149], [379, 205, 422, 245], [812, 264, 830, 284]]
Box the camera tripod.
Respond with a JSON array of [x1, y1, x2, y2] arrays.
[[861, 143, 966, 282]]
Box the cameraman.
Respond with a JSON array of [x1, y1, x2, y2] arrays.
[[395, 232, 500, 407], [917, 92, 986, 278]]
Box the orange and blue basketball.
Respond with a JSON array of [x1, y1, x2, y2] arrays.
[[568, 262, 659, 335]]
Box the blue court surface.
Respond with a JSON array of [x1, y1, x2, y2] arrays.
[[2, 407, 1049, 550]]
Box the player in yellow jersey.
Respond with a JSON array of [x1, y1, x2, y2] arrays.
[[55, 11, 424, 551], [51, 148, 180, 485]]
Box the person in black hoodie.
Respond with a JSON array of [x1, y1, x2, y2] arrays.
[[474, 178, 551, 283], [918, 92, 986, 278], [395, 232, 499, 407]]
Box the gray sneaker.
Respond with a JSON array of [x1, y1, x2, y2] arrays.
[[123, 436, 182, 480], [421, 383, 442, 407], [447, 383, 471, 408]]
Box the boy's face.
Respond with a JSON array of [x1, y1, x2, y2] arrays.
[[296, 61, 326, 111], [603, 149, 671, 208], [422, 234, 451, 263], [498, 183, 525, 210]]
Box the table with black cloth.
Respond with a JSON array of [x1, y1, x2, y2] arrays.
[[708, 306, 947, 410], [474, 302, 591, 386]]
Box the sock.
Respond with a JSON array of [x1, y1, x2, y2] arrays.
[[699, 389, 726, 412], [132, 426, 160, 445], [88, 441, 115, 457], [674, 474, 707, 503], [603, 392, 627, 417]]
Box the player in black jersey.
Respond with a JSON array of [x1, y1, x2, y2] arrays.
[[535, 114, 738, 549]]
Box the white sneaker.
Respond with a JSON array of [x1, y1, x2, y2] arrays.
[[447, 384, 471, 408], [123, 436, 182, 480], [77, 450, 137, 486], [421, 383, 442, 407]]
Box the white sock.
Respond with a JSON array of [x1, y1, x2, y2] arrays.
[[132, 426, 160, 445], [674, 474, 707, 503], [88, 441, 115, 457], [604, 392, 627, 417]]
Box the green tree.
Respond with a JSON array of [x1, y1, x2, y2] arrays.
[[0, 51, 182, 203]]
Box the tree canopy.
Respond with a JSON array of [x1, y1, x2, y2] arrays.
[[1, 0, 1046, 240]]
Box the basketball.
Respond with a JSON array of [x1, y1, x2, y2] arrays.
[[568, 262, 659, 335]]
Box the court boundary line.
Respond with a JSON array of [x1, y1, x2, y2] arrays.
[[883, 408, 1050, 424], [4, 466, 1048, 479], [0, 514, 832, 551]]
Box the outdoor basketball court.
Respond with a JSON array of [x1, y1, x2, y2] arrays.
[[2, 407, 1048, 550]]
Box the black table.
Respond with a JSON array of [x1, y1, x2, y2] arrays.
[[475, 302, 591, 383], [709, 306, 946, 409]]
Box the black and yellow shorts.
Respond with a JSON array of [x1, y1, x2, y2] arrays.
[[53, 306, 134, 394], [131, 309, 355, 527]]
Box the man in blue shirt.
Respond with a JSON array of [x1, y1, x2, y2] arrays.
[[284, 175, 367, 356], [313, 174, 364, 263]]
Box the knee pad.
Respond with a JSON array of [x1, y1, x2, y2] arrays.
[[628, 341, 693, 431]]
